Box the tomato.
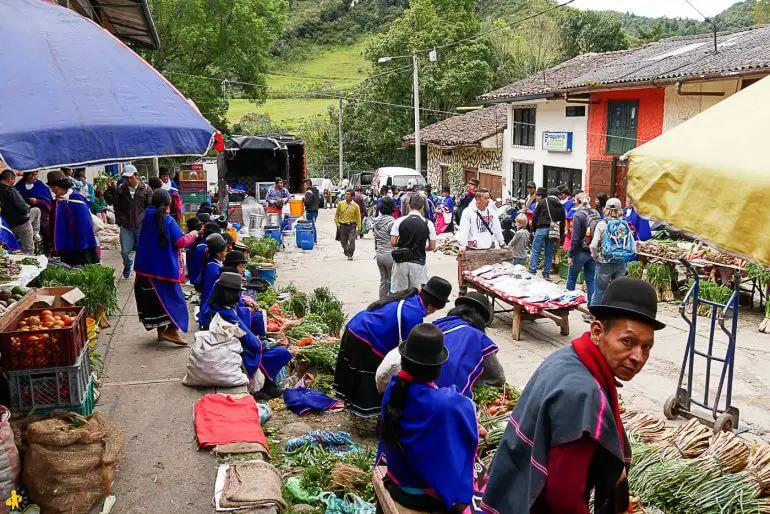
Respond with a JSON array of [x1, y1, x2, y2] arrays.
[[18, 321, 26, 327], [54, 316, 62, 321], [41, 310, 53, 317], [43, 321, 55, 328], [61, 315, 73, 327]]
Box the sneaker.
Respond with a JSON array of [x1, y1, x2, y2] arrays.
[[542, 274, 551, 281], [122, 267, 131, 279]]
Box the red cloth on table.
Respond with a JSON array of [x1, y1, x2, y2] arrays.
[[193, 393, 268, 451]]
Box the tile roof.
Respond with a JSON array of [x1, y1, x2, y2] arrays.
[[403, 104, 507, 146], [479, 25, 770, 102]]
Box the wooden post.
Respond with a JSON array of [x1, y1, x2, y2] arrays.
[[511, 305, 523, 341]]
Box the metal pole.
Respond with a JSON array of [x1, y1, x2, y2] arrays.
[[338, 98, 344, 184], [412, 51, 421, 174]]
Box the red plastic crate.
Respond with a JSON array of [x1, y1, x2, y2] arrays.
[[179, 181, 207, 192], [0, 307, 87, 370], [6, 344, 92, 411]]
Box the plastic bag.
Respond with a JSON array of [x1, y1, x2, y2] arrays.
[[375, 348, 401, 394], [0, 407, 20, 514], [320, 492, 375, 514], [182, 314, 248, 387]]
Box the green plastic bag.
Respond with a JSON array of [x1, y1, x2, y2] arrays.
[[284, 476, 322, 504], [320, 492, 375, 514]]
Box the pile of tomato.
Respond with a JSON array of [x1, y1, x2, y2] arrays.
[[6, 310, 77, 369]]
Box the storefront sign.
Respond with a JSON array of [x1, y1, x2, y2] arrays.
[[542, 131, 573, 153]]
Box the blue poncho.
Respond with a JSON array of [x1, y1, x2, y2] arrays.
[[186, 240, 206, 283], [52, 190, 97, 253], [134, 207, 185, 282], [0, 218, 20, 251], [204, 303, 292, 380], [196, 260, 223, 327], [433, 316, 499, 398], [380, 379, 478, 510], [346, 294, 426, 357]]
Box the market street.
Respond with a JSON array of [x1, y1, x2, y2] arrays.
[[94, 207, 770, 512]]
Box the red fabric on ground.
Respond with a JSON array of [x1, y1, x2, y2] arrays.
[[193, 394, 268, 451]]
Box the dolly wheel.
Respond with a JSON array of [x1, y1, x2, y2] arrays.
[[663, 395, 680, 420], [714, 413, 734, 433]]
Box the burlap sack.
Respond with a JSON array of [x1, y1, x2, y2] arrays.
[[221, 460, 286, 509], [22, 412, 125, 514]]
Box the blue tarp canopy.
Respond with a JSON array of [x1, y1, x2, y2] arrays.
[[0, 0, 215, 171]]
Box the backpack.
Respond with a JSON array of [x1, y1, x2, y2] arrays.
[[582, 209, 602, 247], [601, 218, 635, 263]]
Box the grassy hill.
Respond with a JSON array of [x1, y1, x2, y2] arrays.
[[227, 41, 369, 130]]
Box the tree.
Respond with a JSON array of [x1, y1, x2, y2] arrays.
[[557, 9, 628, 60], [338, 0, 495, 170], [755, 0, 770, 23], [143, 0, 287, 129]]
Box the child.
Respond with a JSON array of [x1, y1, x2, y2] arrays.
[[203, 272, 292, 398], [510, 213, 530, 266]]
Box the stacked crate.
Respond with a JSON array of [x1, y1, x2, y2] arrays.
[[0, 306, 94, 415], [179, 163, 208, 224]]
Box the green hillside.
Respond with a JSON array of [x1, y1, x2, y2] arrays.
[[227, 40, 368, 129]]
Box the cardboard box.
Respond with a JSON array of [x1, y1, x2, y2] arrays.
[[33, 287, 85, 308]]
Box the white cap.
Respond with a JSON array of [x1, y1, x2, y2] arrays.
[[122, 164, 137, 177], [406, 178, 417, 189], [606, 197, 622, 209]]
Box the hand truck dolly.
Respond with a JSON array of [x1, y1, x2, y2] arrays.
[[663, 258, 743, 434]]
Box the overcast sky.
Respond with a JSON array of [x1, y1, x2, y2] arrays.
[[571, 0, 740, 19]]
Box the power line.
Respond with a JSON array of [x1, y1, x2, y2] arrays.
[[682, 0, 708, 21]]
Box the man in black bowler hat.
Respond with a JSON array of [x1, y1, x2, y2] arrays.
[[483, 278, 665, 514]]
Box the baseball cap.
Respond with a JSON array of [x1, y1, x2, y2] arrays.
[[606, 197, 622, 209], [122, 164, 138, 177]]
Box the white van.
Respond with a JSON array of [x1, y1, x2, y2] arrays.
[[372, 167, 426, 194]]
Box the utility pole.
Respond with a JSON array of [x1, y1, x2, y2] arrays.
[[338, 98, 344, 184], [412, 50, 421, 174]]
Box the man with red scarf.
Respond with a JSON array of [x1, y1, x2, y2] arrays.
[[481, 278, 665, 514]]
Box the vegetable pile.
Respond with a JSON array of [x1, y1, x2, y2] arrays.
[[624, 411, 770, 514], [242, 236, 279, 261], [746, 263, 770, 333], [0, 248, 21, 282], [5, 308, 80, 369], [39, 265, 118, 326], [0, 286, 29, 317]]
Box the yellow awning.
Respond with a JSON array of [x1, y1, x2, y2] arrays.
[[626, 75, 770, 266]]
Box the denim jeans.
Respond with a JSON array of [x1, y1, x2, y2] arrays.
[[592, 262, 627, 305], [529, 227, 556, 277], [119, 227, 140, 270], [567, 250, 596, 306], [306, 210, 318, 242]]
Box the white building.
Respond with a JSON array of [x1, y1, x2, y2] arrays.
[[501, 98, 589, 199]]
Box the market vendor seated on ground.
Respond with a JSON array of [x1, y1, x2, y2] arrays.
[[334, 277, 452, 418], [196, 233, 227, 327], [377, 323, 478, 513], [201, 272, 292, 397], [375, 292, 505, 397], [219, 250, 267, 339], [482, 278, 665, 514]]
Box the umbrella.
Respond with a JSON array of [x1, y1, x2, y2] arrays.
[[0, 0, 216, 171], [626, 76, 770, 266]]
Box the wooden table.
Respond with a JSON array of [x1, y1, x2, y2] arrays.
[[458, 249, 588, 341]]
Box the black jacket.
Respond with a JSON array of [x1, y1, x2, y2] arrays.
[[532, 196, 565, 235], [0, 183, 30, 228], [304, 187, 321, 211]]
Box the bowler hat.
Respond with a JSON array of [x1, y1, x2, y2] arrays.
[[589, 278, 666, 330], [233, 241, 248, 253], [224, 250, 247, 266], [535, 187, 547, 197], [526, 181, 536, 189], [203, 221, 221, 235], [46, 170, 69, 187], [186, 217, 202, 231], [421, 276, 452, 307], [198, 213, 212, 223], [455, 292, 493, 323], [547, 187, 560, 197], [216, 272, 246, 291], [398, 323, 448, 367], [206, 233, 227, 253]]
